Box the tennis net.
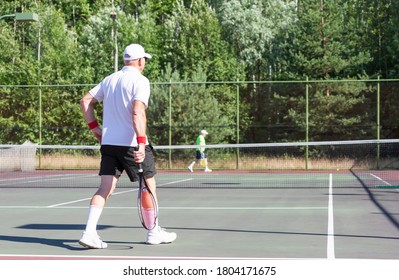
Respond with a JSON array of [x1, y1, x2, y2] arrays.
[[0, 139, 398, 190], [0, 139, 398, 171]]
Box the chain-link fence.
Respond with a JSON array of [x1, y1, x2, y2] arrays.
[[1, 79, 399, 147]]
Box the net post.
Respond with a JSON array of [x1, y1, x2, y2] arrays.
[[38, 83, 43, 168], [376, 76, 380, 169], [168, 80, 172, 169], [236, 78, 240, 169], [20, 141, 37, 171], [305, 76, 309, 170]]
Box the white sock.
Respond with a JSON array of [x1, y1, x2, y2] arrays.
[[148, 216, 159, 233], [84, 205, 103, 235], [142, 208, 156, 228]]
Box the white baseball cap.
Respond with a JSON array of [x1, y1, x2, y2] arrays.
[[200, 130, 208, 135], [123, 44, 152, 61]]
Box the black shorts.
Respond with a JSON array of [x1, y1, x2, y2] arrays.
[[195, 151, 206, 159], [99, 145, 156, 182]]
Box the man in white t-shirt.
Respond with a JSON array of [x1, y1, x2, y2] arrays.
[[78, 44, 176, 248]]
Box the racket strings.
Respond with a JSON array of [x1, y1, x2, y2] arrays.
[[138, 176, 158, 230]]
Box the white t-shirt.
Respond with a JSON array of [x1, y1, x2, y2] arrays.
[[89, 66, 150, 147]]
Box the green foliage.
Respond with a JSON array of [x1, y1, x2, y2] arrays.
[[1, 0, 399, 146], [0, 87, 39, 144], [282, 81, 373, 141], [356, 0, 399, 78], [148, 64, 235, 145], [286, 0, 372, 80], [0, 23, 26, 84], [219, 0, 296, 80], [78, 4, 162, 82], [161, 0, 241, 82]]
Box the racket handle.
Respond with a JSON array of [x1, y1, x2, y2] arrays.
[[134, 146, 144, 173]]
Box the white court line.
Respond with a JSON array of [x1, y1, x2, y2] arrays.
[[0, 174, 96, 186], [0, 253, 326, 260], [370, 173, 398, 192], [46, 178, 193, 208], [0, 206, 327, 210], [327, 173, 335, 259], [148, 206, 327, 211], [370, 173, 399, 192], [370, 173, 392, 186]]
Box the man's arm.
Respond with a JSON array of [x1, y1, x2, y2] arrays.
[[80, 92, 102, 144], [132, 99, 147, 163]]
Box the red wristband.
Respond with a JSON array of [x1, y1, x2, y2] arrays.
[[88, 120, 99, 130], [137, 136, 146, 144]]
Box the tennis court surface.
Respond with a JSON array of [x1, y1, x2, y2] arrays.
[[1, 168, 398, 260]]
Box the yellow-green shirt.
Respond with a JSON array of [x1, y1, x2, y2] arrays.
[[195, 135, 206, 151]]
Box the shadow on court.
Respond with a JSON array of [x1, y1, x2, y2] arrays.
[[0, 224, 143, 251], [350, 170, 399, 230], [0, 235, 89, 251], [166, 226, 399, 240], [0, 235, 139, 251], [1, 223, 398, 254]]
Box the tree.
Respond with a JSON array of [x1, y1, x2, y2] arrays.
[[0, 5, 90, 144], [219, 0, 296, 81], [148, 65, 236, 146], [357, 0, 399, 78], [286, 0, 371, 80], [278, 0, 374, 141], [160, 0, 241, 82], [79, 4, 163, 82], [0, 21, 28, 85]]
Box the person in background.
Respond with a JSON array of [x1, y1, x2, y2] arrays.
[[188, 130, 212, 172]]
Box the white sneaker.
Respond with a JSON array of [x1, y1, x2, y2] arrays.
[[205, 168, 212, 172], [78, 231, 108, 249], [188, 165, 193, 172], [146, 227, 177, 245]]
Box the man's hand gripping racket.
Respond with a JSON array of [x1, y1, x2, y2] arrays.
[[136, 153, 158, 230]]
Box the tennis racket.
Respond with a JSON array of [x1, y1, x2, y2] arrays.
[[200, 152, 206, 167], [137, 162, 158, 230]]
